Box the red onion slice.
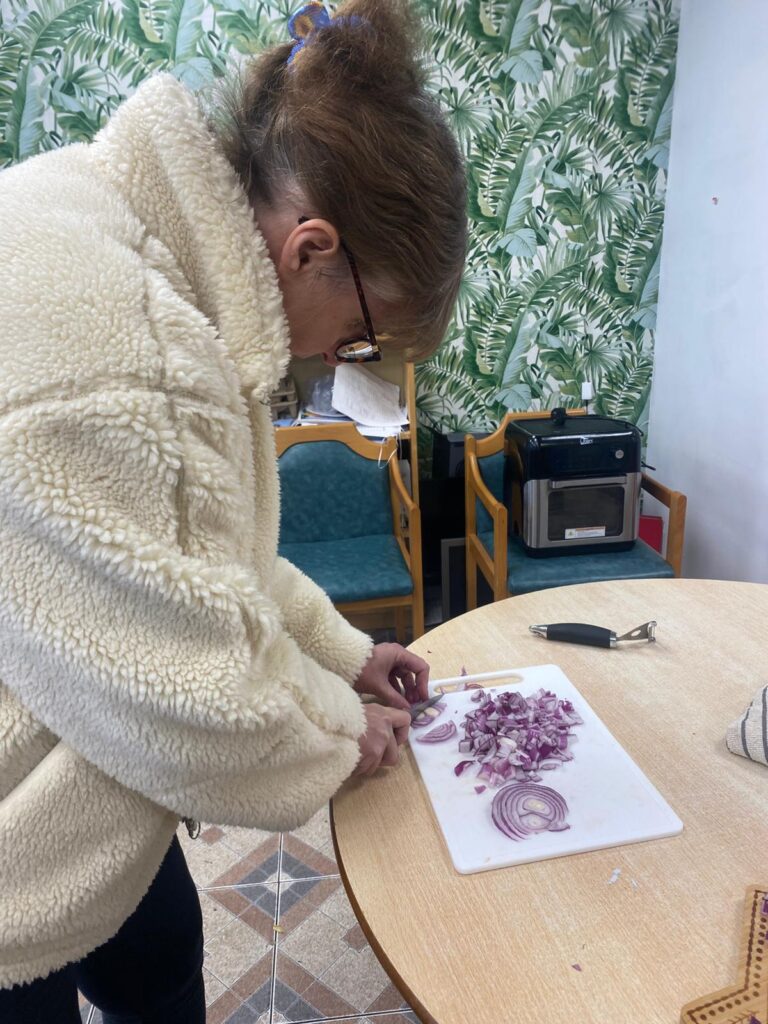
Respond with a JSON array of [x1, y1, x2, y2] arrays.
[[491, 782, 570, 841], [416, 721, 457, 743], [411, 701, 446, 728]]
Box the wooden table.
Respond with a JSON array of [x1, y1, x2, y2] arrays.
[[331, 579, 768, 1024]]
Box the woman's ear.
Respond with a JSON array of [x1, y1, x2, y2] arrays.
[[279, 218, 341, 275]]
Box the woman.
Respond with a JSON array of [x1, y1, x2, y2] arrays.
[[0, 0, 467, 1019]]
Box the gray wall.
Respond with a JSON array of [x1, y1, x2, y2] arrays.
[[647, 0, 768, 582]]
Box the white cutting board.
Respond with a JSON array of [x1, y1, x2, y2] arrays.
[[409, 664, 682, 874]]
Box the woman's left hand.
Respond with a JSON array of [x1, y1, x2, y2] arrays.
[[353, 643, 430, 712]]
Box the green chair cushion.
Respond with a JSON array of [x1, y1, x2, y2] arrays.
[[279, 535, 413, 604], [278, 441, 393, 544], [477, 533, 674, 595]]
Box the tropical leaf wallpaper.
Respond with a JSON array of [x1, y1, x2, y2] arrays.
[[418, 0, 679, 439], [0, 0, 678, 443]]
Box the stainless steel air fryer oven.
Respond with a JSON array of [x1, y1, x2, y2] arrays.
[[503, 410, 642, 557]]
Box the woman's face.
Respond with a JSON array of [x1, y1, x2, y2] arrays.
[[259, 212, 392, 366]]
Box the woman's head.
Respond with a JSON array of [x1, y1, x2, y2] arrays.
[[214, 0, 467, 364]]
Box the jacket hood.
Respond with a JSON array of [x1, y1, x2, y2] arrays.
[[91, 73, 291, 401]]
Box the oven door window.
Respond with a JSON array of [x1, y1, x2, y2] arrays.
[[548, 485, 625, 541]]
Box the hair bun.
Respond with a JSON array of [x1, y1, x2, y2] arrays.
[[289, 0, 424, 94]]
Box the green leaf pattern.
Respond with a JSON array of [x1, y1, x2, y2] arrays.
[[419, 0, 679, 436], [0, 0, 678, 440], [0, 0, 294, 156]]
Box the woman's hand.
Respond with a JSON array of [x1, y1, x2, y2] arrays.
[[354, 704, 412, 776], [353, 643, 430, 711]]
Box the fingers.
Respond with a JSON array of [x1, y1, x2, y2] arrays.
[[400, 671, 418, 702], [388, 669, 403, 694], [392, 717, 410, 747], [390, 667, 417, 705], [383, 706, 412, 730], [355, 705, 411, 777], [385, 671, 413, 712], [391, 653, 430, 704], [407, 655, 431, 702], [413, 664, 430, 702], [382, 730, 400, 767]]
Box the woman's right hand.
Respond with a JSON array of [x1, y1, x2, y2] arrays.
[[354, 704, 411, 776]]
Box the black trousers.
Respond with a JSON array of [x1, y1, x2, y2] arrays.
[[0, 836, 206, 1024]]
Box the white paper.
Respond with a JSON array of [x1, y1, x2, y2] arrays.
[[331, 364, 408, 428], [296, 408, 351, 425], [355, 424, 402, 438]]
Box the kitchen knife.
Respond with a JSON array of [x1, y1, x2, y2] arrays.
[[528, 620, 657, 648], [409, 692, 445, 721]]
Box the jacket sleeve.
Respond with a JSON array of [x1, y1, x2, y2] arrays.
[[271, 556, 373, 683], [0, 393, 366, 833]]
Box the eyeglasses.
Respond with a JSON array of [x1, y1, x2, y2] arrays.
[[298, 217, 382, 362]]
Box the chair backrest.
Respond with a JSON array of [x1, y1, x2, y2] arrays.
[[276, 424, 397, 544]]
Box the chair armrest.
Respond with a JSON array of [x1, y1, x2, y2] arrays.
[[641, 473, 687, 577], [465, 440, 508, 602], [641, 472, 675, 507], [465, 450, 505, 529], [390, 459, 417, 518], [387, 454, 424, 635], [389, 458, 417, 570]]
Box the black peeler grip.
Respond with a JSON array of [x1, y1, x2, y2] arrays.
[[544, 623, 614, 648]]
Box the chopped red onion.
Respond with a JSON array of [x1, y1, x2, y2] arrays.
[[411, 701, 446, 728], [416, 721, 457, 743], [474, 785, 486, 795], [454, 760, 474, 776], [491, 782, 570, 841], [457, 688, 582, 787]]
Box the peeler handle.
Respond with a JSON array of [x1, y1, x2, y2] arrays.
[[532, 622, 615, 648]]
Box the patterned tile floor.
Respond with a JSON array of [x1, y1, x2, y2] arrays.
[[79, 806, 419, 1024]]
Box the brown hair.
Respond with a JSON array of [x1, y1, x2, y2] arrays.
[[213, 0, 467, 361]]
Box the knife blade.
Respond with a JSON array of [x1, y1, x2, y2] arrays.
[[409, 692, 444, 722]]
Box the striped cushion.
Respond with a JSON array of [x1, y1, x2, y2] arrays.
[[726, 686, 768, 767]]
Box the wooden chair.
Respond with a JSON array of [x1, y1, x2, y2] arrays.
[[465, 411, 687, 608], [276, 423, 424, 640]]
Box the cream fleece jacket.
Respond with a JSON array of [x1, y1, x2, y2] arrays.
[[0, 74, 371, 988]]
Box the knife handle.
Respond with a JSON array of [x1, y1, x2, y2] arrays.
[[543, 623, 615, 648]]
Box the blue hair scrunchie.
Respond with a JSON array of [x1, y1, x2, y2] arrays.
[[286, 2, 366, 66], [287, 2, 332, 65]]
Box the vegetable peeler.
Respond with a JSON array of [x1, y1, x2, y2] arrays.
[[528, 620, 657, 649]]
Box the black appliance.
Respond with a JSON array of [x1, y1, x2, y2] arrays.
[[503, 409, 642, 557]]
